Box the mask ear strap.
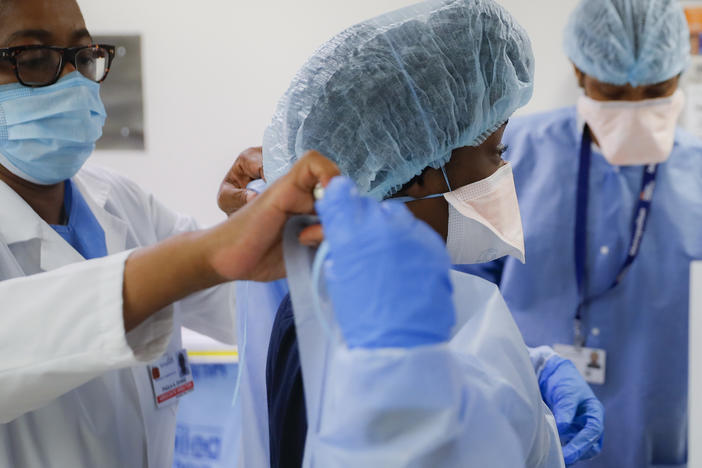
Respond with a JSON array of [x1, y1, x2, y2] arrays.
[[387, 166, 452, 203], [441, 166, 453, 192], [391, 193, 444, 203]]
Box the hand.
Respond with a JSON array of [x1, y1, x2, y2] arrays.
[[208, 150, 340, 282], [539, 357, 605, 465], [316, 177, 455, 349], [217, 146, 264, 216], [123, 151, 338, 331]]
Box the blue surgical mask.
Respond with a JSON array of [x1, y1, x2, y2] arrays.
[[0, 71, 107, 185]]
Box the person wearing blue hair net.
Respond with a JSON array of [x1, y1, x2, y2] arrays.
[[456, 0, 702, 466], [219, 0, 603, 466]]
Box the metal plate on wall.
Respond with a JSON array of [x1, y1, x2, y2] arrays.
[[93, 35, 145, 151]]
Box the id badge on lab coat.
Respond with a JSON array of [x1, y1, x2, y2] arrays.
[[553, 344, 607, 385], [148, 349, 195, 408]]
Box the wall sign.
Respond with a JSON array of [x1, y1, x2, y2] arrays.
[[93, 35, 145, 151]]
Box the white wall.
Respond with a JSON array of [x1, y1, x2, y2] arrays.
[[499, 0, 581, 115], [78, 0, 580, 227]]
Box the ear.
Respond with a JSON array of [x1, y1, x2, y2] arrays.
[[392, 169, 443, 200], [573, 64, 586, 89], [398, 179, 429, 198], [395, 177, 426, 199]]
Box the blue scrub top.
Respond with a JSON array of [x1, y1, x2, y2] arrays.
[[50, 179, 108, 260], [460, 107, 702, 467], [266, 293, 307, 468]]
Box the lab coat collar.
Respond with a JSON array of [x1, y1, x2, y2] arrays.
[[0, 178, 85, 271], [0, 168, 129, 271], [74, 164, 112, 210], [0, 178, 48, 246], [73, 171, 129, 257]]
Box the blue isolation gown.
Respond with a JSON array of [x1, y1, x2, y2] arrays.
[[460, 107, 702, 467], [232, 279, 288, 468], [270, 268, 564, 468]]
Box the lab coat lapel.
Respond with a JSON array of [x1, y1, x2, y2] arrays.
[[0, 178, 85, 273], [72, 175, 129, 255], [73, 171, 160, 463], [40, 229, 86, 271], [0, 169, 131, 274], [0, 179, 44, 247]]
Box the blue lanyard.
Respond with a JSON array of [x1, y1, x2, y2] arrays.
[[573, 127, 658, 346]]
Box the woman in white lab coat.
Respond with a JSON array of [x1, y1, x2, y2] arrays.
[[0, 0, 340, 466]]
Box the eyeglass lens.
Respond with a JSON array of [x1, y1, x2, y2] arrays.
[[15, 47, 109, 86], [76, 47, 109, 82], [16, 48, 62, 86]]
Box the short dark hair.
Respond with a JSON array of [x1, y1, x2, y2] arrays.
[[394, 168, 428, 198]]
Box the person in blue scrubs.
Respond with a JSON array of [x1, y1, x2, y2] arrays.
[[461, 0, 702, 466], [254, 0, 607, 466]]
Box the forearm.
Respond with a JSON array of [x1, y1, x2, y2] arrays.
[[0, 252, 148, 422], [123, 229, 224, 331], [123, 150, 339, 332]]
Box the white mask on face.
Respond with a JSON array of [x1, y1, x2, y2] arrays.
[[444, 163, 525, 265], [577, 90, 685, 166]]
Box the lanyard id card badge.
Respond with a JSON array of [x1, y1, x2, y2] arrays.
[[556, 127, 658, 385], [553, 344, 607, 385], [148, 349, 195, 408]]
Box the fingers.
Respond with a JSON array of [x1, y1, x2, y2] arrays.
[[292, 150, 341, 195], [228, 147, 264, 186], [217, 147, 264, 215], [573, 444, 603, 465], [553, 397, 579, 432], [562, 400, 604, 465], [241, 146, 265, 181], [557, 425, 578, 446], [316, 177, 385, 249], [211, 150, 338, 281], [217, 184, 258, 216], [563, 426, 602, 465], [268, 150, 341, 216], [316, 177, 358, 222], [299, 224, 324, 246]]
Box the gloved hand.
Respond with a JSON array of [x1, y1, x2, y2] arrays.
[[315, 176, 455, 349], [539, 356, 605, 465]]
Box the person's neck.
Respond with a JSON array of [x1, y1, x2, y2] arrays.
[[0, 164, 65, 225]]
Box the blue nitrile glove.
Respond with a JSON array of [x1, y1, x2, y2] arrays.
[[315, 176, 455, 349], [539, 356, 605, 465]]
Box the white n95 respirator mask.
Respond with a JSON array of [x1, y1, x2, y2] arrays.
[[577, 90, 684, 166], [444, 163, 525, 265]]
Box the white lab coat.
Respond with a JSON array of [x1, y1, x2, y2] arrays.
[[0, 164, 236, 468]]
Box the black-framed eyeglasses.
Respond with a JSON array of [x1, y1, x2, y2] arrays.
[[0, 44, 116, 88]]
